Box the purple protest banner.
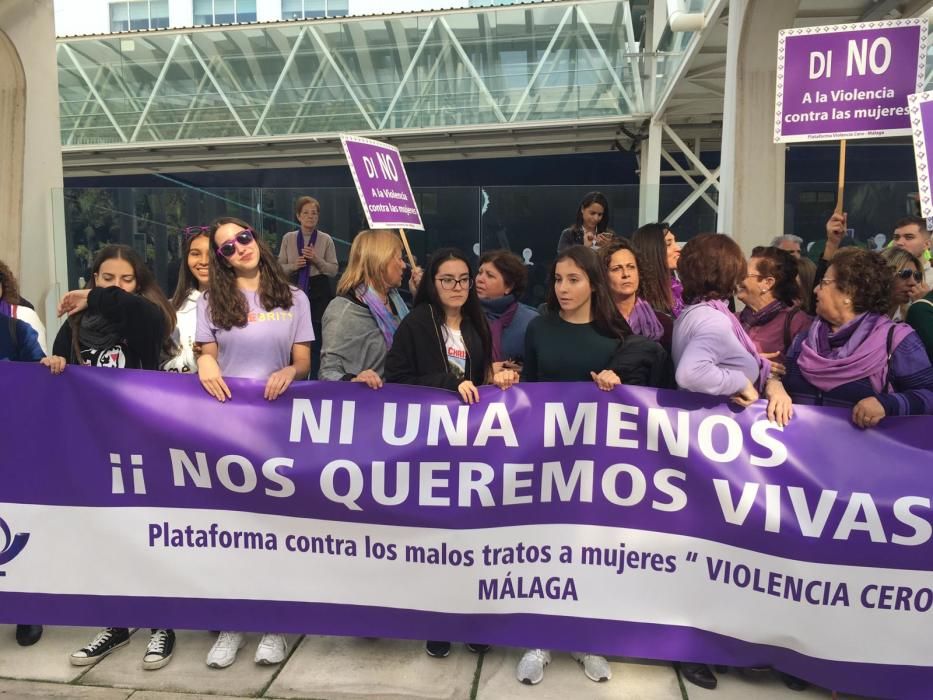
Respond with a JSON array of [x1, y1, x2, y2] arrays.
[[909, 90, 933, 218], [1, 362, 933, 699], [775, 19, 927, 143], [340, 134, 423, 231]]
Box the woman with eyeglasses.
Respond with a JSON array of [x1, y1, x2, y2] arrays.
[[278, 196, 338, 377], [880, 247, 923, 321], [775, 248, 933, 427], [196, 217, 313, 669], [319, 229, 415, 386], [631, 223, 684, 318], [599, 239, 673, 352], [55, 245, 177, 669], [735, 246, 812, 364], [161, 226, 211, 373], [558, 191, 614, 252], [385, 247, 516, 660], [0, 259, 48, 354]]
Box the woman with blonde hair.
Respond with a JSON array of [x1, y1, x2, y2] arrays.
[[880, 247, 923, 321], [319, 229, 420, 387]]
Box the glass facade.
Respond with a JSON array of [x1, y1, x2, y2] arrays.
[[109, 0, 170, 33], [58, 1, 691, 147]]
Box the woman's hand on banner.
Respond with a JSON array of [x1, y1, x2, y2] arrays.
[[852, 396, 885, 429], [40, 356, 66, 375], [352, 369, 384, 389], [265, 365, 298, 401], [590, 369, 621, 392], [458, 380, 480, 404], [765, 379, 793, 427], [198, 355, 232, 402]]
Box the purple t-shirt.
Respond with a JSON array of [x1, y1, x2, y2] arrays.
[[196, 288, 314, 380]]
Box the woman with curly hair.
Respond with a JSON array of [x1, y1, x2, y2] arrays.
[[778, 248, 933, 425], [0, 258, 48, 353], [195, 217, 313, 668]]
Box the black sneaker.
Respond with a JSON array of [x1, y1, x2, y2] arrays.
[[425, 640, 451, 658], [143, 629, 175, 670], [466, 643, 490, 653], [678, 662, 718, 690], [70, 627, 131, 666], [15, 625, 42, 647]]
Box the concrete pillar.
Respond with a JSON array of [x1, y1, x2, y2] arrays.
[[638, 118, 663, 225], [717, 0, 799, 252], [0, 0, 66, 327]]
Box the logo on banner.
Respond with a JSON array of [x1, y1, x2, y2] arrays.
[[0, 516, 30, 576]]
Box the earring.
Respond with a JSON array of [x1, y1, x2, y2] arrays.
[[844, 299, 851, 305]]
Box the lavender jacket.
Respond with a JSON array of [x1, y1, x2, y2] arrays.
[[672, 304, 760, 396]]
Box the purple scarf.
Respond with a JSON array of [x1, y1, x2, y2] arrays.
[[482, 295, 519, 362], [296, 228, 319, 292], [356, 285, 408, 349], [0, 300, 11, 317], [739, 299, 786, 330], [627, 297, 664, 342], [671, 276, 684, 318], [700, 299, 771, 392], [797, 312, 911, 393]]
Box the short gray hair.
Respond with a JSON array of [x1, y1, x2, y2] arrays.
[[770, 234, 804, 247]]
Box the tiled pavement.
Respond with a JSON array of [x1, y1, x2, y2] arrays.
[[0, 626, 866, 699]]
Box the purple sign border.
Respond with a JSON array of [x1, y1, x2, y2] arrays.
[[339, 134, 424, 231], [909, 90, 933, 219], [774, 18, 928, 144]]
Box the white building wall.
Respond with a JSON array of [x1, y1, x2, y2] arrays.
[[54, 0, 525, 36]]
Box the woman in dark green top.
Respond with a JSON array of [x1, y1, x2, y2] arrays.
[[907, 289, 933, 361], [522, 245, 671, 389]]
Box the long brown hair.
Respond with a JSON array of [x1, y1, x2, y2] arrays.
[[206, 217, 295, 331], [70, 245, 176, 360], [171, 230, 209, 309], [545, 245, 632, 340], [631, 223, 675, 314]]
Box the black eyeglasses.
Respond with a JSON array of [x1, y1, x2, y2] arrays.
[[216, 229, 255, 258], [182, 225, 210, 237], [896, 269, 923, 283], [436, 276, 473, 290]]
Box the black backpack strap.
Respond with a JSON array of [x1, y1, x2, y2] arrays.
[[883, 325, 896, 393], [7, 316, 18, 355], [783, 307, 800, 351]]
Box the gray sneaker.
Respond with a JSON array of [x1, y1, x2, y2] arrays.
[[517, 648, 551, 685], [571, 652, 612, 682]]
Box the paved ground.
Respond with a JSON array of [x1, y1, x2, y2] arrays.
[[0, 626, 863, 699]]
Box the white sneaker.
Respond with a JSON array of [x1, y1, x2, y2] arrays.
[[206, 631, 245, 669], [254, 633, 287, 665], [516, 648, 551, 685], [571, 652, 612, 682]]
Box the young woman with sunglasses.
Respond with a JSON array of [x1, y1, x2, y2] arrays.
[[195, 217, 312, 668], [55, 245, 177, 670], [161, 226, 211, 372]]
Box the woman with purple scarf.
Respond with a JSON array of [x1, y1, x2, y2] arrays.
[[600, 239, 673, 351], [779, 248, 933, 426], [475, 250, 538, 371], [277, 196, 338, 377], [319, 230, 414, 387], [736, 246, 812, 363], [671, 234, 792, 692]]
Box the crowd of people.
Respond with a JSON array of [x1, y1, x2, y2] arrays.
[[2, 191, 932, 689]]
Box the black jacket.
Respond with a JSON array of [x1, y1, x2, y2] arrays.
[[53, 287, 165, 370], [385, 303, 488, 391]]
